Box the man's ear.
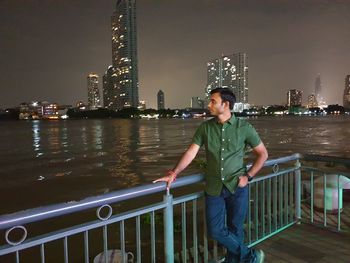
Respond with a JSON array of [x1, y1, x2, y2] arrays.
[[223, 101, 230, 109]]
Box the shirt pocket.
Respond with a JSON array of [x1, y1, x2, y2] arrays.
[[227, 131, 245, 154]]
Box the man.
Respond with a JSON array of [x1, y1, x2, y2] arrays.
[[154, 88, 268, 263]]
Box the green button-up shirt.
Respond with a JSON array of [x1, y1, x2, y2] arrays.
[[192, 114, 261, 196]]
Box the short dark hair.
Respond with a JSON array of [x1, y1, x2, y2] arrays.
[[210, 87, 236, 110]]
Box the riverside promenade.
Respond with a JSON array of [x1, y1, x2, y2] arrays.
[[257, 220, 350, 263], [1, 154, 349, 263]]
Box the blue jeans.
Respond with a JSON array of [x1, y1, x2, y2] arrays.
[[205, 185, 255, 263]]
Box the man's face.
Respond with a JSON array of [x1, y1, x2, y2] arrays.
[[208, 92, 227, 116]]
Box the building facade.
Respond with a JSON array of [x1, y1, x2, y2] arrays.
[[287, 89, 302, 107], [87, 73, 101, 109], [103, 66, 118, 110], [157, 90, 165, 110], [191, 97, 204, 109], [344, 75, 350, 108], [138, 100, 146, 110], [206, 53, 248, 103], [111, 0, 139, 109], [307, 94, 318, 108], [315, 74, 322, 100]]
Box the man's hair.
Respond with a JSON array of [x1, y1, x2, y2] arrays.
[[210, 87, 236, 110]]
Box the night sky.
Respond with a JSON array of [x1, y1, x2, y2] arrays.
[[1, 0, 350, 109]]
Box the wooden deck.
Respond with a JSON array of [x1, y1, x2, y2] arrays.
[[256, 223, 350, 263]]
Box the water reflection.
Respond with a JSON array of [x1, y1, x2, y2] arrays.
[[31, 121, 42, 157], [80, 125, 88, 152], [92, 121, 103, 151], [1, 116, 349, 213], [47, 125, 60, 152], [107, 120, 141, 187]]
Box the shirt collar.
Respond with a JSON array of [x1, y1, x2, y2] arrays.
[[227, 113, 236, 125], [216, 113, 236, 125]]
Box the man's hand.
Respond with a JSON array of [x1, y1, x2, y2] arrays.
[[153, 170, 177, 190], [238, 175, 249, 188]]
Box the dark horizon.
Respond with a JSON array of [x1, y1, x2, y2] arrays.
[[1, 0, 350, 109]]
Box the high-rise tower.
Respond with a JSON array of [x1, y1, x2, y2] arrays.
[[206, 53, 248, 103], [111, 0, 139, 109], [287, 89, 302, 107], [103, 66, 118, 109], [87, 73, 101, 109], [315, 74, 322, 98], [157, 90, 165, 110], [344, 75, 350, 108]]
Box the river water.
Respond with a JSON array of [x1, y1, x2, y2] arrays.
[[0, 116, 349, 214]]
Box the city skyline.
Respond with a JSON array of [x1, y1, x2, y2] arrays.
[[1, 0, 350, 109]]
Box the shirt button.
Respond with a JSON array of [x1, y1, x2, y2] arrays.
[[222, 139, 225, 141], [221, 168, 224, 170], [222, 148, 224, 151], [221, 158, 224, 160], [222, 128, 224, 131], [221, 178, 224, 181]]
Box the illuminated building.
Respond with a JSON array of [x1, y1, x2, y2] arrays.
[[87, 73, 101, 109], [314, 74, 327, 107], [19, 101, 62, 119], [287, 89, 302, 107], [307, 94, 318, 108], [157, 90, 165, 110], [42, 103, 59, 119], [111, 0, 139, 109], [191, 97, 204, 109], [103, 66, 119, 110], [315, 74, 321, 102], [344, 75, 350, 108], [138, 100, 146, 110], [206, 52, 248, 103]]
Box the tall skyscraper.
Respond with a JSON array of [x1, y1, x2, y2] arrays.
[[287, 89, 302, 107], [344, 75, 350, 108], [111, 0, 139, 109], [103, 66, 118, 109], [206, 53, 248, 103], [157, 90, 165, 110], [315, 74, 322, 98], [314, 74, 328, 107], [87, 73, 101, 109]]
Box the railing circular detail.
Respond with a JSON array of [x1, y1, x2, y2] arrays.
[[5, 225, 28, 246], [272, 163, 279, 173], [96, 204, 113, 221]]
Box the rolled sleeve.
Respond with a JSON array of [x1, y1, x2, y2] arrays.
[[192, 123, 205, 147], [245, 124, 261, 148]]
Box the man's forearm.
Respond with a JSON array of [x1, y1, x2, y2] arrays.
[[172, 144, 199, 175], [247, 143, 268, 177], [247, 153, 267, 177]]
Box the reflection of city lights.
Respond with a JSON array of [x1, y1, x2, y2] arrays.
[[32, 121, 41, 152]]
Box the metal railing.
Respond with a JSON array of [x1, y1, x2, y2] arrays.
[[300, 154, 350, 232], [0, 154, 302, 263]]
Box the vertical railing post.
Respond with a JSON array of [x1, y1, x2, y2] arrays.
[[294, 159, 301, 222], [163, 191, 174, 263]]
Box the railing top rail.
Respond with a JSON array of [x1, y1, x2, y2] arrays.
[[249, 153, 301, 169], [0, 154, 300, 230], [0, 174, 204, 230], [302, 154, 350, 165], [301, 166, 350, 177]]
